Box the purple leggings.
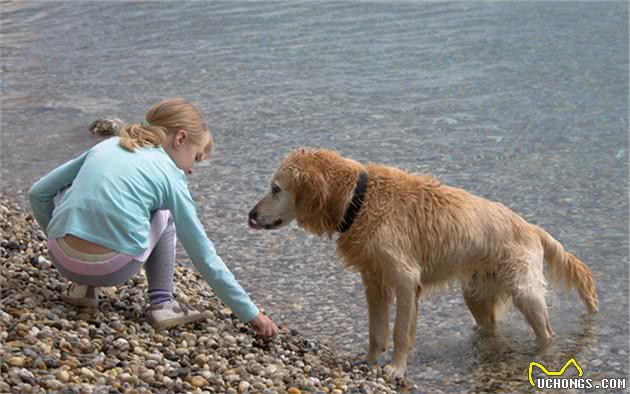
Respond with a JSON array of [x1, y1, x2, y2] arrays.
[[48, 210, 175, 293]]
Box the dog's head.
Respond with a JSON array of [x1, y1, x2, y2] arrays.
[[248, 148, 363, 237]]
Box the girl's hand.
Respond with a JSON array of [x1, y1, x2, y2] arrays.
[[249, 312, 279, 338]]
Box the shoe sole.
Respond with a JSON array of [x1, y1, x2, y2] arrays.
[[61, 295, 99, 308], [149, 312, 211, 331]]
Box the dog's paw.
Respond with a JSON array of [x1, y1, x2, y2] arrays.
[[536, 335, 553, 350], [349, 352, 377, 367], [384, 363, 406, 380]]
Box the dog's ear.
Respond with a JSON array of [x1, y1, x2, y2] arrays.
[[292, 170, 341, 237], [293, 171, 329, 216], [284, 148, 348, 237]]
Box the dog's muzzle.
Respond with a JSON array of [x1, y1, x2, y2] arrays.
[[248, 210, 262, 229], [248, 210, 282, 230]]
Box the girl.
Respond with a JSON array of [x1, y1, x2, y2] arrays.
[[29, 98, 279, 336]]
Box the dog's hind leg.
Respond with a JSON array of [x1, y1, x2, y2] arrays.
[[463, 273, 499, 329], [513, 289, 554, 346], [511, 249, 555, 346], [463, 284, 499, 329], [362, 271, 392, 363]]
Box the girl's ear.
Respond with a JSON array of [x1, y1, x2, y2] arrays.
[[175, 129, 187, 148]]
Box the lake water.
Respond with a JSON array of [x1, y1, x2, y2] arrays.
[[2, 2, 628, 392]]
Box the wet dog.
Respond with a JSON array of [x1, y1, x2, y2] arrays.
[[248, 148, 598, 379]]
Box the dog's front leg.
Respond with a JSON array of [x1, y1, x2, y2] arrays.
[[362, 271, 392, 364], [384, 280, 419, 380]]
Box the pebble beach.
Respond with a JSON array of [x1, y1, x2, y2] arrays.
[[0, 198, 404, 393]]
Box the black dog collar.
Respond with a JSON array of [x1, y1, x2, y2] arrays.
[[339, 171, 368, 233]]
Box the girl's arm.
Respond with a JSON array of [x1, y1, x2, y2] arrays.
[[165, 179, 260, 323], [29, 151, 89, 233]]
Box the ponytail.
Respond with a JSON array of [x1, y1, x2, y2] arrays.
[[118, 98, 211, 153], [119, 123, 167, 152]]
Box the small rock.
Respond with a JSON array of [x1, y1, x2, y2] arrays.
[[89, 117, 126, 137], [42, 356, 58, 368], [29, 326, 40, 337], [56, 370, 70, 383], [113, 338, 129, 351], [45, 379, 62, 390], [147, 352, 162, 362], [119, 373, 131, 382], [264, 365, 278, 376], [80, 367, 95, 379], [190, 376, 207, 387], [17, 368, 35, 383], [8, 356, 27, 367], [140, 370, 155, 382], [162, 376, 174, 388], [237, 381, 251, 393]]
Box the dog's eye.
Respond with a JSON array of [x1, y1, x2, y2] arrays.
[[271, 184, 281, 194]]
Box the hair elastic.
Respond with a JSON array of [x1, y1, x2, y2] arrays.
[[141, 120, 150, 127]]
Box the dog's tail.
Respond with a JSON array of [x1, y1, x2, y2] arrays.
[[534, 225, 599, 313]]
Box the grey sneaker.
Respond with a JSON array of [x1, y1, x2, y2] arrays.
[[61, 283, 99, 308], [146, 300, 210, 331]]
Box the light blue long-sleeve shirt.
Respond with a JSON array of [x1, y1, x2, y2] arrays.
[[29, 137, 259, 322]]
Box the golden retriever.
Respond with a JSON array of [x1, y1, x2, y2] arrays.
[[248, 148, 598, 379]]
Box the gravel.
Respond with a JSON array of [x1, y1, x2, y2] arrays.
[[0, 197, 409, 393]]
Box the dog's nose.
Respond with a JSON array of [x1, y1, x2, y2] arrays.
[[248, 209, 261, 229]]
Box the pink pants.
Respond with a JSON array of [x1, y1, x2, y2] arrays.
[[48, 210, 174, 287]]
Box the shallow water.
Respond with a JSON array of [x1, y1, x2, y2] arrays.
[[2, 2, 628, 392]]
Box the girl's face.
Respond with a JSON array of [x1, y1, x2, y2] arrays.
[[164, 130, 211, 175]]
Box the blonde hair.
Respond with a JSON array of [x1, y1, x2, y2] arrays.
[[119, 98, 213, 154]]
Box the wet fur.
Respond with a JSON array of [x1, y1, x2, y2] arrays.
[[250, 148, 598, 378]]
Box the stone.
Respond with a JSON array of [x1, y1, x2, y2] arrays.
[[17, 368, 35, 383], [80, 367, 95, 379], [45, 379, 62, 390], [190, 376, 208, 387], [0, 198, 401, 394], [8, 356, 27, 367], [264, 365, 278, 376], [162, 376, 174, 388], [113, 338, 130, 351], [140, 370, 156, 382], [29, 326, 40, 337], [237, 381, 251, 393]]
